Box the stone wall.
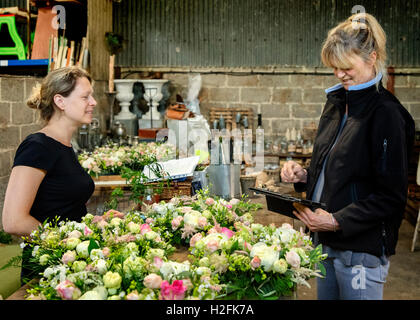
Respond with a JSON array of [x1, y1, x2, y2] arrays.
[[0, 72, 419, 227]]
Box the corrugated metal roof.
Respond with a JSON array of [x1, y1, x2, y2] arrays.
[[106, 0, 418, 69]]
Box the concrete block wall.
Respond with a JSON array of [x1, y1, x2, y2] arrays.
[[163, 73, 420, 136]]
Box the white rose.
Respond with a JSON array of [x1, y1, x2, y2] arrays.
[[251, 223, 264, 233], [250, 242, 279, 272], [285, 250, 301, 268], [183, 210, 202, 227], [76, 240, 90, 258], [78, 291, 103, 300], [145, 231, 159, 241], [127, 222, 140, 234], [92, 259, 108, 274], [110, 217, 122, 227], [66, 238, 81, 250], [90, 249, 104, 261]]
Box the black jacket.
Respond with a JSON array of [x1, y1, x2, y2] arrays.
[[295, 82, 415, 257]]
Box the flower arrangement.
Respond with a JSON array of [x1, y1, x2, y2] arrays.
[[2, 191, 327, 300], [78, 142, 176, 176]]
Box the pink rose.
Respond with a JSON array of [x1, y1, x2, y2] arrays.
[[220, 227, 234, 239], [84, 226, 93, 237], [160, 280, 186, 300], [205, 198, 215, 206], [61, 251, 76, 265], [285, 250, 301, 268], [55, 280, 81, 300], [153, 256, 163, 269], [182, 279, 193, 290], [250, 256, 261, 269], [140, 224, 152, 235], [281, 223, 293, 229], [126, 291, 140, 300], [206, 239, 219, 252], [144, 273, 163, 289], [189, 233, 203, 247]]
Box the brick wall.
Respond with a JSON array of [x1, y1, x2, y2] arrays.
[[0, 76, 108, 227]]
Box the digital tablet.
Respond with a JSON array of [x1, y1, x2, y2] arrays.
[[249, 187, 327, 219]]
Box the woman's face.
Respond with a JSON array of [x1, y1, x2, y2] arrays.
[[333, 53, 376, 90], [59, 77, 97, 125]]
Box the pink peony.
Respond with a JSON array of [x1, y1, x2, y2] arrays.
[[146, 218, 155, 224], [220, 227, 235, 239], [160, 280, 186, 300], [250, 256, 261, 269], [205, 198, 215, 206], [189, 233, 203, 247], [55, 280, 81, 300], [144, 273, 163, 289], [140, 224, 152, 235]]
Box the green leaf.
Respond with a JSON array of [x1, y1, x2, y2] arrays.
[[88, 239, 100, 255], [318, 261, 326, 276]]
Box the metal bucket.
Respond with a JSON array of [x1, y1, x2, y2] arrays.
[[207, 164, 241, 199], [240, 175, 257, 198]]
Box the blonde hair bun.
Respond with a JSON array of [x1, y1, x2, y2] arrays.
[[26, 82, 42, 110]]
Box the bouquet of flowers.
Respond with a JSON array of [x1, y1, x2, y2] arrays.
[[188, 220, 327, 300], [78, 142, 176, 176], [2, 191, 326, 300]]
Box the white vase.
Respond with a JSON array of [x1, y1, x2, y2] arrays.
[[139, 79, 168, 121], [114, 80, 137, 121]]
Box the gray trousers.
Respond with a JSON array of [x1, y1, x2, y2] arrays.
[[317, 256, 390, 300]]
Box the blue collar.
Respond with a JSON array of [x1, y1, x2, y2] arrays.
[[325, 72, 383, 94]]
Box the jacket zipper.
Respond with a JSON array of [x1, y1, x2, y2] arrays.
[[310, 96, 347, 199], [381, 139, 387, 173]]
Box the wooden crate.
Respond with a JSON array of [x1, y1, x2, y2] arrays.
[[209, 107, 254, 131]]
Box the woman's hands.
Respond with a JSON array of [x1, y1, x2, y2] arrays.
[[281, 161, 308, 183], [292, 203, 340, 232]]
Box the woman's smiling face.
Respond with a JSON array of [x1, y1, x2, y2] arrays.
[[333, 52, 377, 90], [60, 77, 97, 125]]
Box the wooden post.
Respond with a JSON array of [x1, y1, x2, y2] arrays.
[[87, 0, 113, 81]]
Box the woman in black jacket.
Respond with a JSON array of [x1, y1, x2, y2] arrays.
[[281, 13, 415, 300]]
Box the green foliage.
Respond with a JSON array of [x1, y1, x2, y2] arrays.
[[0, 229, 12, 244], [105, 32, 124, 55]]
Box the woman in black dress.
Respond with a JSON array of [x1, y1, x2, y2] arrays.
[[2, 66, 97, 282]]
